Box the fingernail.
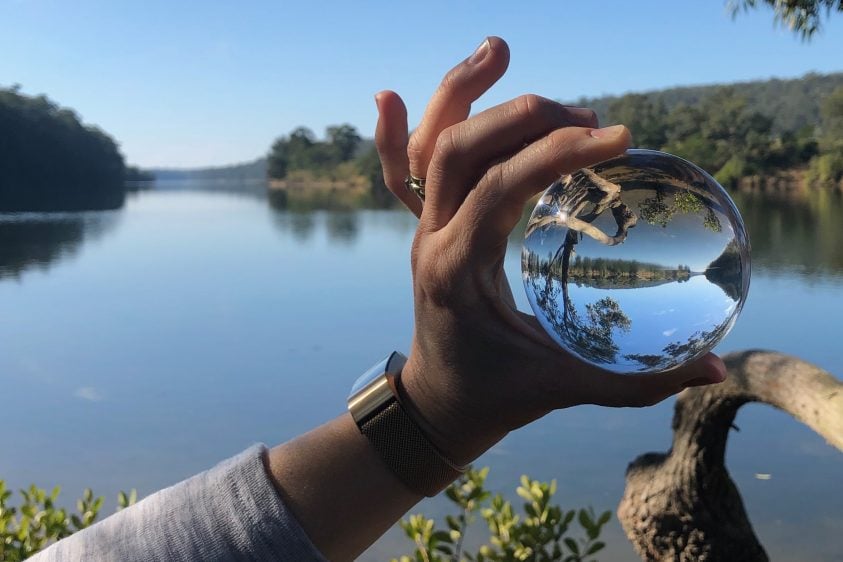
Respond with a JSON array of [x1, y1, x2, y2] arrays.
[[567, 107, 597, 122], [590, 124, 625, 139], [374, 92, 383, 109], [468, 38, 491, 64]]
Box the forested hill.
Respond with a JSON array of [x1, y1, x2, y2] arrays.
[[575, 72, 843, 134], [180, 73, 843, 191], [0, 86, 128, 211]]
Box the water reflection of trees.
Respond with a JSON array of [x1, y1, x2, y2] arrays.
[[732, 190, 843, 275], [567, 256, 692, 287], [268, 187, 365, 243], [326, 212, 359, 243], [269, 209, 361, 243], [0, 213, 121, 280], [270, 211, 317, 242]]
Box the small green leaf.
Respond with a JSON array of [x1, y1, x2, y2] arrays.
[[564, 537, 580, 555], [431, 530, 451, 543], [578, 509, 593, 531], [586, 540, 606, 555]]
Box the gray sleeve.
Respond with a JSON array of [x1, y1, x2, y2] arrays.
[[31, 445, 328, 562]]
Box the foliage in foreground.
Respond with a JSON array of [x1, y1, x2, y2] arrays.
[[3, 469, 608, 561], [395, 467, 610, 562], [0, 480, 136, 561]]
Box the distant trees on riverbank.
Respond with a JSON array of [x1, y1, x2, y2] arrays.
[[567, 256, 693, 282], [523, 250, 694, 285], [808, 86, 843, 186], [267, 125, 363, 180], [267, 74, 843, 207], [267, 124, 393, 206], [603, 85, 843, 188], [0, 86, 129, 211]]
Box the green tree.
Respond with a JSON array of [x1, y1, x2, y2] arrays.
[[729, 0, 843, 40], [0, 87, 127, 211], [807, 86, 843, 185], [267, 124, 365, 180], [286, 127, 319, 170], [326, 124, 362, 162], [662, 88, 776, 183], [267, 137, 289, 179], [356, 145, 395, 207], [818, 86, 843, 149], [607, 94, 666, 149]]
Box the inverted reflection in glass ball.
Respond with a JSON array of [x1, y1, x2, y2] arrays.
[[522, 149, 750, 374]]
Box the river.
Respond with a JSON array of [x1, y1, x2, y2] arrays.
[[1, 186, 841, 560]]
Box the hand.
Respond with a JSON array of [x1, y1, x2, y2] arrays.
[[374, 37, 726, 466]]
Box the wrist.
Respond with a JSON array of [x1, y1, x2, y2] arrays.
[[398, 353, 508, 467]]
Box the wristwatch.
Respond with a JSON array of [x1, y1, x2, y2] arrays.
[[347, 351, 466, 496]]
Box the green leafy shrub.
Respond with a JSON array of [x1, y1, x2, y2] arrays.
[[714, 156, 747, 187], [395, 467, 610, 562], [806, 152, 843, 187], [0, 480, 136, 561]]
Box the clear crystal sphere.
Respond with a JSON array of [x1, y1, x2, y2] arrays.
[[522, 149, 750, 374]]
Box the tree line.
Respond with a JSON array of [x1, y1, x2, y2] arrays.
[[524, 250, 693, 283], [601, 85, 843, 188], [266, 124, 392, 206], [267, 78, 843, 210], [0, 85, 131, 212], [566, 256, 692, 282], [578, 72, 843, 136]]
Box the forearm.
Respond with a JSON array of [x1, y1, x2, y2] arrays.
[[264, 349, 513, 562], [265, 413, 422, 561], [31, 445, 327, 562]]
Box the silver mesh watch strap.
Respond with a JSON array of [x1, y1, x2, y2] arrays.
[[349, 352, 466, 497], [360, 398, 464, 497]]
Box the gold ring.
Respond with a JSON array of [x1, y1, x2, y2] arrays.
[[404, 175, 426, 201]]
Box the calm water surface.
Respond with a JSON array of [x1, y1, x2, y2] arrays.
[[1, 187, 841, 561]]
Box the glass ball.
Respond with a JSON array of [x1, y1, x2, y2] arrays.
[[521, 149, 750, 374]]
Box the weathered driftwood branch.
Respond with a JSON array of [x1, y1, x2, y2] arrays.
[[525, 170, 638, 243], [618, 350, 843, 561]]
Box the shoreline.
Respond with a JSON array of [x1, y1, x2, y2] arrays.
[[735, 168, 843, 193], [265, 168, 843, 195]]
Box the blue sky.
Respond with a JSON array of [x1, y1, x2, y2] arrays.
[[2, 0, 842, 168]]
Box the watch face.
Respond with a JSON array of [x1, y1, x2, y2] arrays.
[[350, 355, 392, 397]]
